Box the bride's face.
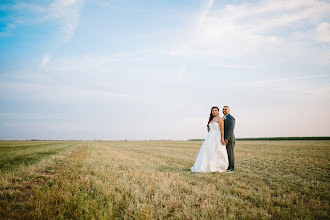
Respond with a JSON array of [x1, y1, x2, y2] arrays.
[[212, 108, 219, 117]]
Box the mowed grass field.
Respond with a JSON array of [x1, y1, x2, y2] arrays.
[[0, 140, 329, 219]]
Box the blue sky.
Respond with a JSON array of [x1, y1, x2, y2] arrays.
[[0, 0, 329, 140]]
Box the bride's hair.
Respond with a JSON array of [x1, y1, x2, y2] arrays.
[[207, 106, 219, 131]]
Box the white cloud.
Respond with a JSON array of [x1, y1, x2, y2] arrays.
[[316, 22, 330, 43], [170, 0, 330, 61], [47, 0, 84, 42]]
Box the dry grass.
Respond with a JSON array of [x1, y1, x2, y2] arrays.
[[0, 140, 329, 219]]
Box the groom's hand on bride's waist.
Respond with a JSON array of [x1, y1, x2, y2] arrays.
[[225, 139, 228, 145]]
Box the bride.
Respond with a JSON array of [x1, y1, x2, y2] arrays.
[[191, 106, 229, 173]]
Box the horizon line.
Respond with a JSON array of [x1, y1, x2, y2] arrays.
[[0, 136, 329, 141]]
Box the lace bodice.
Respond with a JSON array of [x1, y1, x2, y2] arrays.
[[209, 122, 220, 131]]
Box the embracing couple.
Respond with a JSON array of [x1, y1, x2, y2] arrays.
[[191, 106, 235, 173]]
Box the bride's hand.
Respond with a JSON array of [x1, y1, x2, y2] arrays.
[[221, 139, 226, 145]]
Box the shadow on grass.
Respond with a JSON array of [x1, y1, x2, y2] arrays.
[[0, 145, 75, 171]]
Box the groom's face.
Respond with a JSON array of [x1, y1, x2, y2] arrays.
[[223, 107, 229, 115]]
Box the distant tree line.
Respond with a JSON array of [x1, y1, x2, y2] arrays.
[[189, 137, 330, 141]]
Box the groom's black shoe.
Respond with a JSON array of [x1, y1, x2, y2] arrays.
[[225, 169, 234, 173]]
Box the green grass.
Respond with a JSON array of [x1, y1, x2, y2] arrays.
[[0, 141, 77, 170], [0, 140, 329, 219]]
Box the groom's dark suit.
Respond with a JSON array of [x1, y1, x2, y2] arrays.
[[224, 114, 235, 170]]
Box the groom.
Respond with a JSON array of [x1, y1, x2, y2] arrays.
[[223, 106, 236, 172]]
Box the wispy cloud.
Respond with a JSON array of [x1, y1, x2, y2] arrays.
[[0, 2, 45, 13], [170, 0, 330, 63], [0, 0, 84, 42], [0, 23, 15, 37], [0, 2, 46, 31], [36, 50, 153, 73], [0, 81, 128, 100], [47, 0, 84, 42], [197, 0, 214, 30], [0, 113, 64, 120], [236, 74, 330, 87], [38, 54, 51, 70], [212, 63, 259, 69], [0, 81, 128, 101], [178, 64, 186, 81]]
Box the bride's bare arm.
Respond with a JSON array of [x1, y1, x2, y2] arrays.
[[219, 118, 226, 145]]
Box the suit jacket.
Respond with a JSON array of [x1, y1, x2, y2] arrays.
[[224, 114, 235, 142]]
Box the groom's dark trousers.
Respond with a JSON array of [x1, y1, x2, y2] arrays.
[[224, 114, 235, 170]]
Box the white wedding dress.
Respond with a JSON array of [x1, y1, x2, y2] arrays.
[[191, 122, 229, 173]]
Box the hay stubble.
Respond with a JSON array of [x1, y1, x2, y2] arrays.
[[0, 141, 329, 219]]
